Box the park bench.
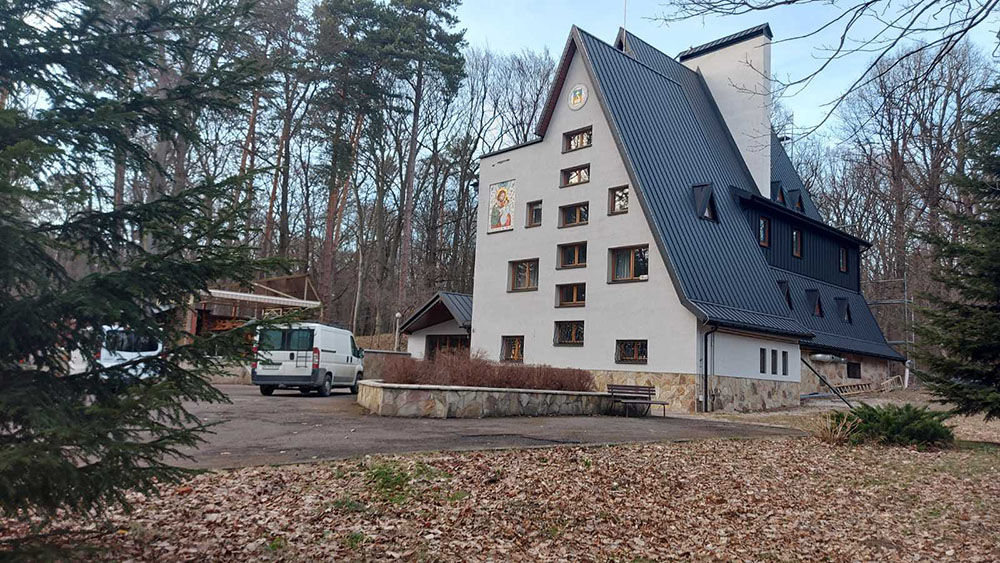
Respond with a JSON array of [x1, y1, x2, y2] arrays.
[[607, 384, 669, 417]]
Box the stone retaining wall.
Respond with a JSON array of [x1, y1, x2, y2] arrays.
[[708, 375, 801, 412], [357, 381, 614, 418]]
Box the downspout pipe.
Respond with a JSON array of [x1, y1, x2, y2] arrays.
[[703, 324, 718, 412]]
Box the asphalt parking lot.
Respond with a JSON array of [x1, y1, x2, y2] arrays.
[[178, 384, 803, 469]]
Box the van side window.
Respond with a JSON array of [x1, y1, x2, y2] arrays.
[[350, 336, 360, 357]]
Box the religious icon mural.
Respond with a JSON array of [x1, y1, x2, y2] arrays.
[[567, 83, 588, 111], [488, 180, 515, 233]]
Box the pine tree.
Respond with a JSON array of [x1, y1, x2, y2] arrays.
[[0, 0, 272, 520], [917, 86, 1000, 421]]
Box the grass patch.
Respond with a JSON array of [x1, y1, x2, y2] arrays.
[[365, 461, 449, 502], [343, 532, 366, 549], [267, 536, 288, 551], [447, 490, 470, 502], [332, 497, 366, 513]]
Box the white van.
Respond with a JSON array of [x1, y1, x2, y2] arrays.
[[251, 323, 364, 397], [68, 326, 164, 376]]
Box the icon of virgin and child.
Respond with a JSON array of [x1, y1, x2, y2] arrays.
[[488, 180, 515, 233]]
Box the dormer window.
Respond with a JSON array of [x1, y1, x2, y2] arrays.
[[692, 183, 718, 222], [561, 164, 590, 187], [777, 189, 786, 205], [777, 280, 792, 310], [758, 217, 771, 247], [807, 289, 823, 317], [836, 298, 852, 323], [563, 126, 593, 152], [795, 195, 804, 212]]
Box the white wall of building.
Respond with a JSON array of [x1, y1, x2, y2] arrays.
[[471, 46, 699, 374], [406, 319, 466, 360], [681, 34, 771, 195], [700, 329, 801, 383]]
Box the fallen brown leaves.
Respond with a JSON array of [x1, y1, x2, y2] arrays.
[[4, 437, 999, 562]]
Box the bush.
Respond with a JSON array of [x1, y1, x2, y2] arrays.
[[379, 352, 594, 392], [812, 411, 860, 445], [829, 403, 954, 447]]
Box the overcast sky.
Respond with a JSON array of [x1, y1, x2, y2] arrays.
[[457, 0, 999, 134]]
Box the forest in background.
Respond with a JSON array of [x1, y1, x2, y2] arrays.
[[27, 0, 997, 356]]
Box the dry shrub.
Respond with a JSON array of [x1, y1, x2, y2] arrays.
[[379, 352, 594, 392], [812, 411, 861, 445]]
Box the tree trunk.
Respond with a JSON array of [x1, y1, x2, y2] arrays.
[[260, 132, 288, 257], [396, 59, 425, 311]]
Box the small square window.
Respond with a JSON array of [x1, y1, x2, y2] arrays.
[[558, 242, 587, 268], [610, 245, 649, 282], [559, 203, 589, 227], [759, 348, 767, 374], [509, 259, 539, 291], [526, 201, 542, 228], [609, 186, 629, 215], [792, 229, 803, 258], [501, 336, 524, 363], [839, 247, 848, 273], [557, 283, 586, 307], [563, 126, 593, 152], [561, 164, 590, 187], [554, 321, 584, 346], [758, 217, 770, 247], [847, 362, 861, 379], [616, 339, 648, 364]]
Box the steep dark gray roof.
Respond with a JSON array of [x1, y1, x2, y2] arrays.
[[400, 292, 473, 333], [779, 271, 905, 360], [576, 27, 810, 337], [770, 132, 823, 221], [677, 23, 772, 61]]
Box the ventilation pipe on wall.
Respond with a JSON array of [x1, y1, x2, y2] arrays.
[[809, 353, 846, 364]]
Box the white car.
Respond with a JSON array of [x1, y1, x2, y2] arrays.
[[251, 323, 364, 397]]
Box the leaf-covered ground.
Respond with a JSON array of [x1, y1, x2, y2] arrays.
[[4, 436, 999, 561]]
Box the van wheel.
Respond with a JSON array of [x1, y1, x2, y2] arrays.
[[299, 388, 313, 395], [318, 374, 332, 397], [349, 373, 362, 395], [260, 385, 275, 396]]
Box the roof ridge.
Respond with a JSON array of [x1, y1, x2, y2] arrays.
[[677, 23, 772, 61], [574, 27, 683, 89], [620, 30, 702, 80]]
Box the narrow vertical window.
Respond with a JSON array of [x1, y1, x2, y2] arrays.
[[609, 186, 629, 215], [759, 348, 767, 374], [771, 349, 778, 375], [782, 351, 788, 376], [563, 126, 593, 152], [839, 247, 848, 273], [758, 217, 771, 247], [501, 336, 524, 362], [526, 201, 542, 228], [792, 229, 803, 258], [509, 259, 539, 291]]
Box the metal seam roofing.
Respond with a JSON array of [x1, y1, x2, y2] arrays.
[[677, 23, 773, 61]]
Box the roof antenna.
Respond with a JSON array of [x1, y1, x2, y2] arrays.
[[622, 0, 629, 53]]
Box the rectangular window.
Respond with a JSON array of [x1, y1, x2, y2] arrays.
[[561, 164, 590, 187], [616, 339, 648, 364], [839, 247, 848, 273], [563, 126, 593, 152], [557, 283, 586, 307], [847, 362, 861, 379], [257, 328, 314, 351], [759, 347, 767, 374], [526, 200, 542, 228], [610, 245, 649, 282], [554, 321, 584, 345], [559, 202, 589, 227], [782, 351, 788, 376], [558, 242, 587, 268], [609, 186, 629, 215], [758, 217, 770, 247], [509, 259, 539, 291], [792, 228, 803, 258], [771, 349, 778, 375], [501, 336, 524, 363]]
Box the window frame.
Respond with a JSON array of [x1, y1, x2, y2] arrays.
[[562, 126, 593, 153], [560, 164, 590, 187], [782, 351, 789, 376], [609, 245, 650, 283], [526, 200, 543, 228], [608, 186, 629, 215], [500, 335, 524, 363], [771, 349, 778, 375], [839, 247, 848, 273], [556, 282, 586, 307], [792, 228, 803, 258], [758, 216, 771, 247], [558, 202, 589, 228], [553, 320, 585, 346], [759, 347, 767, 374], [847, 362, 862, 379], [615, 339, 648, 364], [557, 242, 587, 269], [508, 259, 539, 292]]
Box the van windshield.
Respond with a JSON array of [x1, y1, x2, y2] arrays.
[[105, 330, 159, 353], [258, 328, 314, 351]]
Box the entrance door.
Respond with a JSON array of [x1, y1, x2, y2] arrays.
[[426, 335, 470, 360]]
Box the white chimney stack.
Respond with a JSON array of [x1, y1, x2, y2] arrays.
[[679, 25, 772, 195]]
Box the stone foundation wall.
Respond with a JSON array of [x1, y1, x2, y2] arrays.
[[708, 376, 801, 413], [357, 381, 614, 418], [590, 371, 698, 414], [800, 352, 894, 396]]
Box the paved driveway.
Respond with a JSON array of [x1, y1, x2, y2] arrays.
[[179, 385, 803, 469]]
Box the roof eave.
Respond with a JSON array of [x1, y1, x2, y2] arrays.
[[733, 188, 872, 248]]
